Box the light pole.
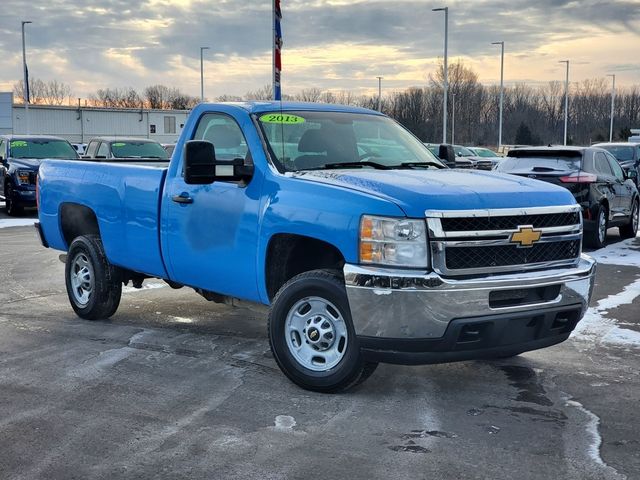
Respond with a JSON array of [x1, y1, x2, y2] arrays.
[[200, 46, 210, 103], [433, 7, 448, 144], [376, 76, 383, 111], [451, 93, 456, 145], [21, 20, 32, 134], [492, 41, 504, 149], [607, 74, 616, 142], [559, 60, 569, 145]]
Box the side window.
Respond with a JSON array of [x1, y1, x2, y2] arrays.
[[594, 152, 613, 177], [97, 142, 110, 158], [164, 116, 176, 134], [85, 141, 98, 158], [192, 113, 248, 161], [606, 153, 625, 182], [0, 140, 5, 159]]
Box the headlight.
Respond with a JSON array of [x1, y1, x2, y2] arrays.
[[16, 170, 31, 185], [359, 215, 428, 268]]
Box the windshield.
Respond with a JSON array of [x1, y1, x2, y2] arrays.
[[473, 148, 499, 158], [9, 139, 78, 159], [110, 141, 169, 159], [257, 111, 444, 171], [497, 156, 581, 172], [598, 145, 634, 162], [454, 146, 474, 157]]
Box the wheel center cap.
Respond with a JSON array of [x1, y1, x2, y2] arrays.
[[307, 327, 321, 343]]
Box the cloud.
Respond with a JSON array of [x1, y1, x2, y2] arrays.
[[0, 0, 637, 99]]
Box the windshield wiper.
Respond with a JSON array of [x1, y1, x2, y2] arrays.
[[304, 161, 391, 171], [396, 161, 445, 169]]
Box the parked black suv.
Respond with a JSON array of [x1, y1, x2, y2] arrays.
[[0, 135, 78, 216], [496, 146, 639, 248]]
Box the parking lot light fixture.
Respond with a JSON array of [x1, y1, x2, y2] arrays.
[[376, 76, 383, 112], [21, 20, 32, 135], [607, 74, 616, 142], [433, 7, 449, 144], [491, 41, 504, 149], [559, 60, 569, 146], [200, 46, 210, 103]]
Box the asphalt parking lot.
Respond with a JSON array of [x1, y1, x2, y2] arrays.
[[1, 206, 639, 480]]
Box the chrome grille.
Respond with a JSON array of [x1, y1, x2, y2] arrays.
[[440, 212, 580, 232], [445, 240, 580, 270], [426, 205, 582, 276]]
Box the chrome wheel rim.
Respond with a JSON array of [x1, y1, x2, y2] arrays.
[[284, 296, 348, 372], [70, 253, 93, 306], [598, 209, 607, 244], [633, 203, 639, 234]]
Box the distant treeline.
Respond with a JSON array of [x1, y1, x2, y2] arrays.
[[13, 61, 640, 146]]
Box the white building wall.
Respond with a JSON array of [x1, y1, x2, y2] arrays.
[[11, 104, 190, 144], [0, 92, 13, 135]]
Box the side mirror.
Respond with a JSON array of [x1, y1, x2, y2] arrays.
[[627, 169, 638, 180], [184, 140, 254, 185]]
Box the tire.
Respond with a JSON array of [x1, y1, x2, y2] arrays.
[[5, 183, 23, 217], [619, 199, 639, 239], [585, 204, 608, 249], [65, 234, 122, 320], [268, 269, 378, 393]]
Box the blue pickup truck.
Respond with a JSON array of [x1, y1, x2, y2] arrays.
[[36, 102, 596, 392]]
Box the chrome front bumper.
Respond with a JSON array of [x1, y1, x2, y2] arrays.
[[344, 254, 596, 340]]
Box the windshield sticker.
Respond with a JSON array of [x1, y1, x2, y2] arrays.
[[259, 114, 305, 125], [10, 140, 28, 148], [112, 142, 126, 147]]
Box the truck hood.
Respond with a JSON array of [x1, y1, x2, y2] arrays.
[[293, 169, 576, 217], [9, 158, 42, 170]]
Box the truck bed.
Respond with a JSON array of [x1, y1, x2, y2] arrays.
[[38, 160, 169, 278]]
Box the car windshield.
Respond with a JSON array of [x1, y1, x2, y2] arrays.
[[454, 146, 474, 157], [473, 148, 498, 158], [598, 145, 634, 162], [497, 156, 581, 172], [9, 139, 78, 159], [110, 141, 169, 159], [257, 111, 444, 171]]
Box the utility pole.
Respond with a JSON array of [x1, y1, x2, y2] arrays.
[[559, 60, 569, 145], [607, 74, 616, 142], [451, 93, 456, 145], [492, 41, 504, 149], [200, 47, 210, 103], [376, 76, 383, 111], [21, 20, 32, 134], [433, 7, 448, 143]]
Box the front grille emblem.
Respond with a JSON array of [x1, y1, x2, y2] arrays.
[[510, 225, 542, 248]]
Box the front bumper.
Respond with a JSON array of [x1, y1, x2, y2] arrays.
[[344, 255, 596, 364], [11, 187, 37, 207]]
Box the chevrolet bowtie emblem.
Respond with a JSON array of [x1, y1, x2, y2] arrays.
[[510, 225, 542, 248]]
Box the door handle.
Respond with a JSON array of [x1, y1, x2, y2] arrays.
[[172, 193, 193, 204]]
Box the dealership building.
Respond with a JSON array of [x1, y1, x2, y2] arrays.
[[0, 92, 189, 144]]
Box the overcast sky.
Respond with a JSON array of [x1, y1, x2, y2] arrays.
[[0, 0, 638, 102]]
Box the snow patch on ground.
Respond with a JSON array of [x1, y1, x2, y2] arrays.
[[0, 218, 37, 229], [564, 400, 606, 467], [572, 277, 640, 348], [589, 232, 640, 267], [272, 415, 297, 432], [122, 282, 167, 294]]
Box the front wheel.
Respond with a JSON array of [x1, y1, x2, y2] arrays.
[[268, 270, 377, 393], [585, 204, 608, 249], [5, 183, 24, 217], [65, 235, 122, 320], [619, 200, 639, 239]]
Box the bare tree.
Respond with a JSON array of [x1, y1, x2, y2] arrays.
[[43, 80, 72, 105]]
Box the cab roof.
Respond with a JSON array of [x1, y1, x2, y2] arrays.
[[199, 101, 384, 116]]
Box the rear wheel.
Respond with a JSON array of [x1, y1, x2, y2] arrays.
[[268, 269, 378, 393], [65, 235, 122, 320], [620, 200, 639, 239], [5, 183, 23, 217], [585, 204, 608, 249]]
